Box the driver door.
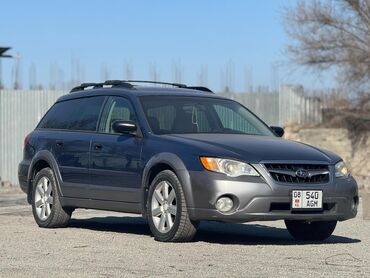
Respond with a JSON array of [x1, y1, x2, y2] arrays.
[[88, 96, 143, 202]]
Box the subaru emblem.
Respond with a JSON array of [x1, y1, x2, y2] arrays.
[[296, 169, 309, 178]]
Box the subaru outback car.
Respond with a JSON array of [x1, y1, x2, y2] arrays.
[[18, 80, 358, 242]]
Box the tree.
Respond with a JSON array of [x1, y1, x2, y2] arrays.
[[284, 0, 370, 89]]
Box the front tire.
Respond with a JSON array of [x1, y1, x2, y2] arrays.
[[146, 170, 198, 242], [32, 167, 71, 228], [285, 220, 337, 241]]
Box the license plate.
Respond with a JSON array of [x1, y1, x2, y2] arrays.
[[291, 190, 323, 210]]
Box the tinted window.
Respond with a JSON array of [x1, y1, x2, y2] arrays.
[[99, 96, 137, 133], [144, 103, 212, 134], [194, 106, 212, 132], [38, 96, 105, 131], [146, 105, 176, 133], [214, 105, 259, 134], [140, 96, 274, 136]]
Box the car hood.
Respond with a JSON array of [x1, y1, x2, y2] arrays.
[[164, 134, 341, 164]]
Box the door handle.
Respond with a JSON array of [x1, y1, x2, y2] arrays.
[[55, 140, 63, 147], [94, 143, 103, 150]]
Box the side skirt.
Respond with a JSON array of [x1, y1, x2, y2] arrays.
[[60, 197, 142, 214]]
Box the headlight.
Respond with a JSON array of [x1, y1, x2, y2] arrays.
[[200, 157, 259, 177], [335, 161, 350, 178]]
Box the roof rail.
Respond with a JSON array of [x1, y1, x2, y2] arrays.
[[70, 80, 213, 93], [103, 80, 133, 87], [186, 86, 213, 93], [70, 83, 97, 92], [70, 81, 133, 92], [117, 80, 187, 88]]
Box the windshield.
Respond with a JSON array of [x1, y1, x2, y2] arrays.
[[140, 96, 275, 136]]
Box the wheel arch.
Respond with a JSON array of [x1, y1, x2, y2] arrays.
[[27, 150, 63, 203], [141, 153, 194, 217]]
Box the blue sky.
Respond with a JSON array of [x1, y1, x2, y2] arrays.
[[0, 0, 334, 91]]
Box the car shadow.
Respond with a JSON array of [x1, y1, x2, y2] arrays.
[[68, 216, 360, 245]]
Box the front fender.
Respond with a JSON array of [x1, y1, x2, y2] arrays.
[[140, 152, 194, 216]]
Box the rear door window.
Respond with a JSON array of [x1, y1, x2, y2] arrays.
[[38, 96, 105, 131]]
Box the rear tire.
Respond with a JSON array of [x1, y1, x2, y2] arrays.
[[285, 220, 337, 241], [32, 167, 71, 228], [146, 170, 198, 242]]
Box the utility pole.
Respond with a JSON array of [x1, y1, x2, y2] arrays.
[[197, 65, 208, 86], [222, 60, 235, 93], [12, 53, 22, 89], [29, 63, 36, 89], [172, 60, 183, 84], [101, 64, 110, 81], [124, 62, 133, 80], [0, 47, 14, 89], [149, 63, 160, 82], [271, 62, 280, 93], [244, 66, 253, 93]]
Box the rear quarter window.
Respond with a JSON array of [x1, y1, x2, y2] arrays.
[[38, 96, 105, 131]]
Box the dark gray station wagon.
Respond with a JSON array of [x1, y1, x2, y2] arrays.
[[18, 80, 358, 242]]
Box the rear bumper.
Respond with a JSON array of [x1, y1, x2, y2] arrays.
[[186, 169, 359, 223], [18, 161, 30, 194]]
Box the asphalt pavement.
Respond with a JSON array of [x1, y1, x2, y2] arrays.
[[0, 191, 369, 277]]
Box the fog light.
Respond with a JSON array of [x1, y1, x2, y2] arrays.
[[215, 197, 234, 213]]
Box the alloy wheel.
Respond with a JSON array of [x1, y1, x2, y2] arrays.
[[151, 181, 177, 233], [34, 176, 53, 221]]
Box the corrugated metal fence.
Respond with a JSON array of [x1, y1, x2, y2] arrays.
[[278, 85, 322, 125], [0, 90, 65, 185], [220, 85, 322, 126], [220, 92, 280, 126], [0, 86, 322, 185]]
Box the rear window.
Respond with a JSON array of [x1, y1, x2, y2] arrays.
[[38, 96, 105, 131]]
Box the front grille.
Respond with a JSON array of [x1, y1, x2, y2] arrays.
[[264, 164, 330, 184]]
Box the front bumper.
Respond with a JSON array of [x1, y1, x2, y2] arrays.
[[187, 166, 358, 223]]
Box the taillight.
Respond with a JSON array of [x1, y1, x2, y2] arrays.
[[24, 132, 33, 147]]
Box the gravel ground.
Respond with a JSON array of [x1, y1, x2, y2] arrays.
[[0, 192, 369, 278]]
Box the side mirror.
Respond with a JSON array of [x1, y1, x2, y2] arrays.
[[112, 120, 137, 134], [270, 126, 284, 137]]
